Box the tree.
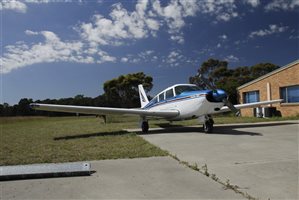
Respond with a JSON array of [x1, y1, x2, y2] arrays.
[[250, 63, 279, 79], [103, 72, 153, 108], [190, 58, 280, 104], [17, 98, 34, 116], [190, 58, 229, 89]]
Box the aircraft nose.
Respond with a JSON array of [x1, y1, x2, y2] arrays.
[[212, 89, 227, 102]]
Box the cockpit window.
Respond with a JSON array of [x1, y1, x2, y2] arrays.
[[175, 85, 200, 96], [158, 93, 165, 102], [165, 89, 174, 99]]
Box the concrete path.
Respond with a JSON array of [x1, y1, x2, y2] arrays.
[[0, 157, 244, 199], [140, 121, 299, 200]]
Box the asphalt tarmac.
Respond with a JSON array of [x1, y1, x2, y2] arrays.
[[1, 120, 298, 199]]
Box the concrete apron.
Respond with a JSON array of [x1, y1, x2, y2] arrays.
[[140, 121, 299, 200], [0, 157, 244, 199]]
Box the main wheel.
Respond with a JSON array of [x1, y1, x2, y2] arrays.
[[203, 120, 213, 133], [141, 121, 149, 133]]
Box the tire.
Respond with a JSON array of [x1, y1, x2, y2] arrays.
[[141, 121, 149, 133], [203, 121, 213, 133]]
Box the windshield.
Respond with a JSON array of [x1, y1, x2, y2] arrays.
[[175, 85, 201, 96]]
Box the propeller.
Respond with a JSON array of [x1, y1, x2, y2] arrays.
[[195, 73, 241, 117], [222, 98, 241, 116]]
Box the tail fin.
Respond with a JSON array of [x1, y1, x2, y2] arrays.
[[138, 84, 149, 108]]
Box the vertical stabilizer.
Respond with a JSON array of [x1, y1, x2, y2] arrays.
[[138, 84, 149, 108]]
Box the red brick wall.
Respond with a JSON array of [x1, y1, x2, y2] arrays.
[[238, 62, 299, 117]]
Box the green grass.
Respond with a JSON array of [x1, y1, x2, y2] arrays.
[[0, 116, 167, 166], [1, 115, 297, 166]]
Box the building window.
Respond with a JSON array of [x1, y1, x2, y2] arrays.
[[280, 85, 299, 103], [243, 91, 260, 103]]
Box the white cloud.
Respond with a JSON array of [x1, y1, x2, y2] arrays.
[[77, 0, 200, 45], [152, 0, 189, 30], [170, 34, 184, 44], [219, 34, 228, 40], [0, 0, 27, 13], [131, 58, 141, 64], [25, 30, 39, 35], [121, 57, 128, 63], [152, 55, 158, 62], [249, 24, 288, 38], [78, 0, 241, 46], [25, 0, 51, 3], [139, 50, 154, 58], [244, 0, 260, 7], [289, 34, 299, 39], [265, 0, 299, 11], [151, 0, 205, 43], [120, 50, 157, 64], [78, 1, 160, 46], [1, 30, 118, 73], [224, 54, 239, 62], [164, 50, 185, 67], [0, 0, 71, 13], [97, 50, 116, 63], [197, 0, 238, 22]]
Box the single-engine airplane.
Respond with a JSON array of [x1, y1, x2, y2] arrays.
[[30, 76, 282, 133]]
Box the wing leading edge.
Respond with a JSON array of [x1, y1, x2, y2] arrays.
[[219, 99, 283, 113], [30, 103, 179, 118]]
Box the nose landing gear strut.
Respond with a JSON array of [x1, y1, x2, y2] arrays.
[[203, 115, 214, 133]]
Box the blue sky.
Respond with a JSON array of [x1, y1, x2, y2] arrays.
[[1, 0, 299, 105]]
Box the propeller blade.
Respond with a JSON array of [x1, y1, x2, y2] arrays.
[[223, 98, 241, 117]]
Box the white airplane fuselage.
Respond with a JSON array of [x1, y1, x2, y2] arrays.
[[142, 84, 225, 121]]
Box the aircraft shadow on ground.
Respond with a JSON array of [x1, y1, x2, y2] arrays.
[[139, 126, 263, 136], [54, 131, 129, 140], [53, 122, 296, 140], [140, 122, 296, 136]]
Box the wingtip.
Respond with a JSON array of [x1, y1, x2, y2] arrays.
[[29, 103, 40, 109]]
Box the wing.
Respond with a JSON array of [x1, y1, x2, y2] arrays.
[[219, 99, 283, 113], [30, 103, 179, 118]]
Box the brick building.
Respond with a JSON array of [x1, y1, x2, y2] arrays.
[[238, 60, 299, 117]]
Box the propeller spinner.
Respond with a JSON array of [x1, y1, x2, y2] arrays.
[[196, 73, 241, 116]]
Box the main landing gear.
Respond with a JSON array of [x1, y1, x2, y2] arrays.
[[141, 120, 149, 133], [203, 115, 214, 133]]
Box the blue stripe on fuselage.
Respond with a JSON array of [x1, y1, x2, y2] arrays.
[[143, 90, 211, 110]]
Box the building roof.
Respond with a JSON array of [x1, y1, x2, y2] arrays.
[[237, 59, 299, 90]]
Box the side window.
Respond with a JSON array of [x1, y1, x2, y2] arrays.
[[166, 89, 174, 99], [158, 93, 165, 102]]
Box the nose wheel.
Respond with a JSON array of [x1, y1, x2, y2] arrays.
[[203, 116, 214, 133]]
